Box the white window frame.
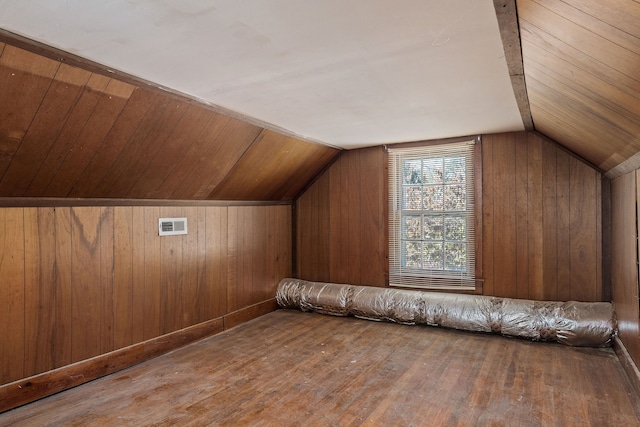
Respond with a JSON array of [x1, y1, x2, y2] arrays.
[[388, 139, 478, 290]]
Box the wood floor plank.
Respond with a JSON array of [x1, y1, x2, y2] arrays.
[[1, 310, 638, 426]]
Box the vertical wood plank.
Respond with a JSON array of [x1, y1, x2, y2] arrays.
[[143, 207, 161, 340], [271, 205, 292, 285], [527, 134, 544, 300], [54, 207, 73, 368], [515, 133, 529, 299], [333, 154, 347, 283], [0, 208, 25, 384], [159, 207, 184, 334], [255, 206, 268, 303], [99, 207, 114, 354], [131, 207, 145, 343], [226, 206, 239, 313], [24, 208, 56, 377], [492, 134, 518, 298], [241, 207, 256, 306], [482, 136, 495, 296], [348, 151, 362, 285], [474, 142, 483, 292], [542, 139, 558, 300], [266, 206, 278, 291], [601, 177, 612, 302], [193, 206, 208, 324], [595, 175, 603, 301], [556, 150, 572, 301], [317, 172, 332, 282], [206, 206, 227, 319], [295, 180, 312, 279], [569, 159, 598, 301], [360, 147, 386, 286], [114, 207, 133, 349], [70, 207, 104, 362], [181, 206, 199, 327]]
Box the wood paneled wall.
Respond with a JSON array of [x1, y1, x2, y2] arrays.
[[296, 146, 387, 287], [611, 171, 640, 368], [0, 204, 291, 385], [483, 132, 602, 301], [296, 132, 604, 301]]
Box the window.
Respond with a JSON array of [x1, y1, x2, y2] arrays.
[[388, 139, 478, 290]]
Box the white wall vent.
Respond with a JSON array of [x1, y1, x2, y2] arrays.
[[158, 217, 188, 236]]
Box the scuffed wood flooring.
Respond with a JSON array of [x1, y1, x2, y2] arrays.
[[1, 309, 639, 426]]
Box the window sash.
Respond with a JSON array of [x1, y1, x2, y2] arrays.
[[388, 140, 476, 290]]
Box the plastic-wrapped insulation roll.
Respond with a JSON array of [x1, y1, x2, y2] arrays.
[[276, 278, 616, 347]]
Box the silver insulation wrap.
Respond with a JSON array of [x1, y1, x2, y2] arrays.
[[276, 279, 616, 347]]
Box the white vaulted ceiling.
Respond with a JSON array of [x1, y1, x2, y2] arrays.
[[0, 0, 524, 148]]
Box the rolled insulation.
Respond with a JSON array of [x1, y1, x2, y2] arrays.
[[276, 279, 616, 347]]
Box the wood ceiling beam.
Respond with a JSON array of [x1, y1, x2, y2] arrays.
[[494, 0, 534, 131]]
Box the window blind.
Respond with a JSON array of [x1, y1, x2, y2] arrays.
[[388, 140, 476, 290]]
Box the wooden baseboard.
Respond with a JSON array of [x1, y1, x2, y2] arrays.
[[613, 336, 640, 397], [224, 299, 280, 330], [0, 300, 279, 413]]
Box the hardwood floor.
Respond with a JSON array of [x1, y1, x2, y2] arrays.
[[1, 309, 638, 426]]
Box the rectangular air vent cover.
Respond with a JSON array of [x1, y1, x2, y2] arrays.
[[158, 217, 188, 236]]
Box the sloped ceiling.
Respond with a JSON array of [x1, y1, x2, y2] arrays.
[[0, 0, 524, 148], [0, 45, 339, 201], [518, 0, 640, 178], [1, 0, 639, 202]]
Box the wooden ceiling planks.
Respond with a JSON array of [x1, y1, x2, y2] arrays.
[[527, 77, 639, 171], [518, 0, 640, 176], [174, 119, 264, 200], [0, 64, 92, 196], [67, 89, 163, 198], [0, 42, 340, 202], [42, 80, 135, 197], [208, 130, 340, 201], [95, 97, 190, 199], [0, 46, 60, 180]]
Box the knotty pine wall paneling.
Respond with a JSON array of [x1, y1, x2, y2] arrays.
[[0, 204, 291, 386], [295, 132, 603, 302], [611, 172, 640, 368]]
